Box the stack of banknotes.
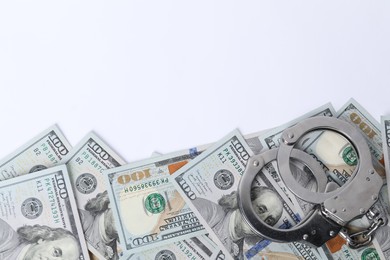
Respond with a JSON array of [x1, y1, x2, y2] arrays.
[[1, 98, 390, 260]]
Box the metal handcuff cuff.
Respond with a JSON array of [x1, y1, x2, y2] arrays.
[[238, 116, 385, 248]]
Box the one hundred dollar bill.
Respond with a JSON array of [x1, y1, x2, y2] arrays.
[[0, 125, 71, 181], [104, 148, 208, 255], [0, 165, 89, 260], [124, 235, 225, 260], [337, 98, 385, 178], [63, 132, 126, 260], [171, 129, 327, 259]]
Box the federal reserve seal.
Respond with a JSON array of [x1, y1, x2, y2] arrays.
[[155, 250, 176, 260], [29, 165, 47, 173], [76, 173, 97, 194], [361, 248, 379, 260], [214, 169, 234, 190], [21, 197, 43, 219], [145, 193, 166, 214], [342, 145, 358, 166]]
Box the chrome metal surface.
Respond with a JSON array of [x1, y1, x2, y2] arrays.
[[238, 116, 383, 248], [277, 116, 383, 225]]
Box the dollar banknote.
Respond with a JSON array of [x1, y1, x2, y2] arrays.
[[0, 165, 89, 260], [123, 234, 224, 260], [337, 98, 385, 178], [63, 132, 126, 260], [0, 125, 71, 181], [104, 148, 210, 255]]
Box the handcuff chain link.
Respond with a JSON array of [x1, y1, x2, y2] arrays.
[[339, 209, 385, 249]]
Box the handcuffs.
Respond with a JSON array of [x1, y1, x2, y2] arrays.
[[238, 116, 385, 248]]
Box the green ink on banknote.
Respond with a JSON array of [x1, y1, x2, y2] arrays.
[[145, 193, 166, 214], [342, 146, 358, 166], [361, 248, 379, 260]]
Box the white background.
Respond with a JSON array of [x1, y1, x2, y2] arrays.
[[0, 1, 389, 163]]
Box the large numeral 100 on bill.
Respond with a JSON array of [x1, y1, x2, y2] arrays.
[[117, 169, 152, 185]]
